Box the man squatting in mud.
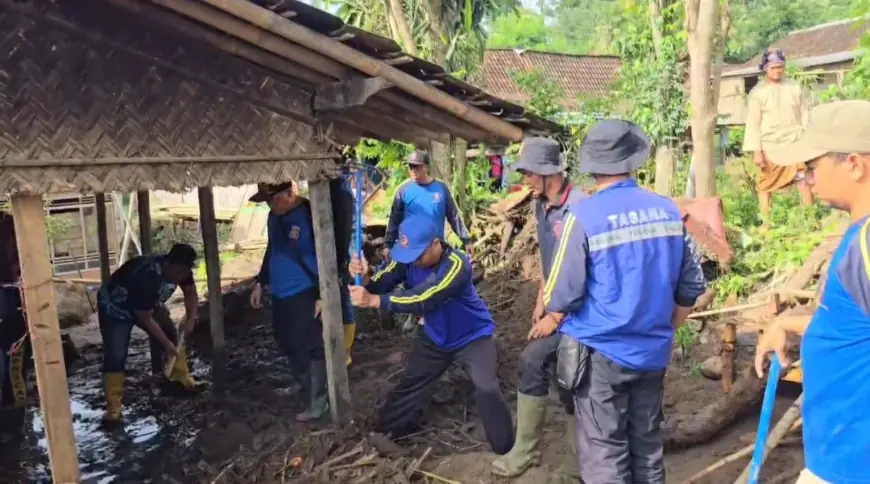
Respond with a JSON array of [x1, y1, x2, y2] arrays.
[[544, 119, 706, 483], [491, 137, 586, 478], [347, 215, 515, 455], [97, 243, 201, 424], [248, 181, 355, 422], [755, 100, 870, 484]]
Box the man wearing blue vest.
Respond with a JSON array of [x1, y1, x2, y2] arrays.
[[543, 120, 706, 483], [347, 215, 514, 455], [755, 101, 870, 484], [249, 181, 350, 422], [384, 150, 472, 259], [492, 137, 586, 478]]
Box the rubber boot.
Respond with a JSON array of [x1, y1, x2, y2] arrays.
[[296, 360, 329, 422], [491, 393, 546, 477], [344, 324, 356, 367], [9, 351, 27, 407], [554, 415, 582, 479], [103, 373, 125, 424], [166, 347, 200, 391]]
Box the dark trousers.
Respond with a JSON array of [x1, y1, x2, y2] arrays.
[[0, 288, 29, 406], [377, 334, 514, 455], [518, 333, 575, 413], [99, 303, 178, 374], [573, 351, 666, 484], [271, 287, 324, 381]]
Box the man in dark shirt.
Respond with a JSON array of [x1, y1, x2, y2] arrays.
[[492, 137, 587, 478], [348, 215, 514, 455], [97, 243, 200, 423]]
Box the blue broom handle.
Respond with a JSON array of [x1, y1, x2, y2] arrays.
[[354, 165, 364, 286], [748, 357, 782, 484]]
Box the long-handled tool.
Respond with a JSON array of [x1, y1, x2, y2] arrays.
[[163, 321, 187, 379], [747, 358, 782, 484], [354, 164, 364, 286]]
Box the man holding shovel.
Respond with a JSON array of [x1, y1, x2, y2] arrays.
[[97, 243, 201, 424], [492, 137, 586, 478], [755, 100, 870, 484]]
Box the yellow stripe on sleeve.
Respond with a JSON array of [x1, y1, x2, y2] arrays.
[[542, 213, 577, 306], [371, 261, 397, 282], [389, 253, 463, 304], [860, 218, 870, 282]]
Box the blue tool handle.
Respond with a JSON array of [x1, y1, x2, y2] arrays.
[[748, 357, 782, 484], [354, 165, 364, 286]]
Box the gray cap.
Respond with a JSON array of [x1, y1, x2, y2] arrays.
[[513, 137, 565, 176], [578, 119, 650, 175]]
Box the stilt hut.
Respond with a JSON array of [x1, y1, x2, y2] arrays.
[[0, 0, 559, 481]]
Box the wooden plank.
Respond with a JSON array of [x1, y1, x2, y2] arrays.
[[197, 187, 225, 369], [95, 193, 111, 282], [137, 190, 152, 254], [10, 194, 80, 484], [308, 180, 352, 426]]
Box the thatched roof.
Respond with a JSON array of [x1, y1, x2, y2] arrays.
[[0, 0, 562, 195]]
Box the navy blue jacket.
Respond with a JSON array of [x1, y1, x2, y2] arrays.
[[544, 180, 706, 371], [366, 247, 493, 350]]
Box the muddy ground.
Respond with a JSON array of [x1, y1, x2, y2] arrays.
[[0, 255, 804, 484]]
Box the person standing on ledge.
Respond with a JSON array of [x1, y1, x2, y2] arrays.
[[743, 48, 814, 227], [755, 101, 870, 484]]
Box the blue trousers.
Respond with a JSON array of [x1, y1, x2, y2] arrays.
[[99, 302, 177, 374]]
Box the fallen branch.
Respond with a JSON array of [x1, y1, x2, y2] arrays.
[[680, 420, 802, 484], [688, 302, 767, 319], [415, 469, 462, 484]]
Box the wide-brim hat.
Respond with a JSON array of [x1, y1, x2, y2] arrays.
[[512, 137, 565, 176], [578, 119, 651, 175], [249, 182, 293, 203]]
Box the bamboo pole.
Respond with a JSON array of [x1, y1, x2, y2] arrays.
[[192, 0, 524, 141], [0, 153, 336, 168]]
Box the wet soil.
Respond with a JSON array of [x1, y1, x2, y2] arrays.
[[0, 262, 803, 483]]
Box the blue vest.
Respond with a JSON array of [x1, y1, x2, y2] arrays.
[[801, 219, 870, 482], [559, 180, 685, 371]]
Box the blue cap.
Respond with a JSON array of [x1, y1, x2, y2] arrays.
[[391, 216, 440, 263]]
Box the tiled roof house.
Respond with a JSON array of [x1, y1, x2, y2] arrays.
[[478, 49, 621, 110]]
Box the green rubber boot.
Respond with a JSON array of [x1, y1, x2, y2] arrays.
[[491, 393, 546, 477], [296, 360, 330, 422], [554, 414, 582, 480]]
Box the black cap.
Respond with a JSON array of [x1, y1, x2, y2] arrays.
[[406, 150, 430, 166], [166, 243, 197, 269], [249, 182, 293, 203]]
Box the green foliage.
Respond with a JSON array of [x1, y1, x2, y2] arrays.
[[712, 157, 837, 302], [820, 3, 870, 101], [44, 215, 74, 243], [674, 324, 698, 355], [509, 69, 564, 119]]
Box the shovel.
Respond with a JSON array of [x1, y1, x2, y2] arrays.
[[163, 321, 187, 379]]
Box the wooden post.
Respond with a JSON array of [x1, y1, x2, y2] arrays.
[[308, 180, 352, 426], [721, 322, 736, 393], [137, 190, 152, 255], [10, 194, 80, 484], [197, 187, 225, 368], [95, 193, 111, 282]]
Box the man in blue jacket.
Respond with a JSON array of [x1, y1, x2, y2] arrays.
[[348, 215, 513, 455], [755, 101, 870, 484], [543, 120, 706, 483], [249, 181, 350, 422]]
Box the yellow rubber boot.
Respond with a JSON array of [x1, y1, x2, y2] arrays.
[[167, 347, 198, 390], [344, 324, 356, 367], [9, 351, 27, 407], [103, 373, 125, 423]]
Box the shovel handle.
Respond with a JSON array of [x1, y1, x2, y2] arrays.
[[163, 324, 187, 379], [748, 357, 782, 484]]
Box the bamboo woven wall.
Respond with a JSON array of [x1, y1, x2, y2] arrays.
[[0, 0, 340, 195]]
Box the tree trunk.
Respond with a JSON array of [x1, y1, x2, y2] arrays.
[[685, 0, 720, 198], [426, 0, 449, 65], [654, 144, 675, 196], [387, 0, 419, 56], [453, 138, 469, 218], [429, 139, 452, 182]]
